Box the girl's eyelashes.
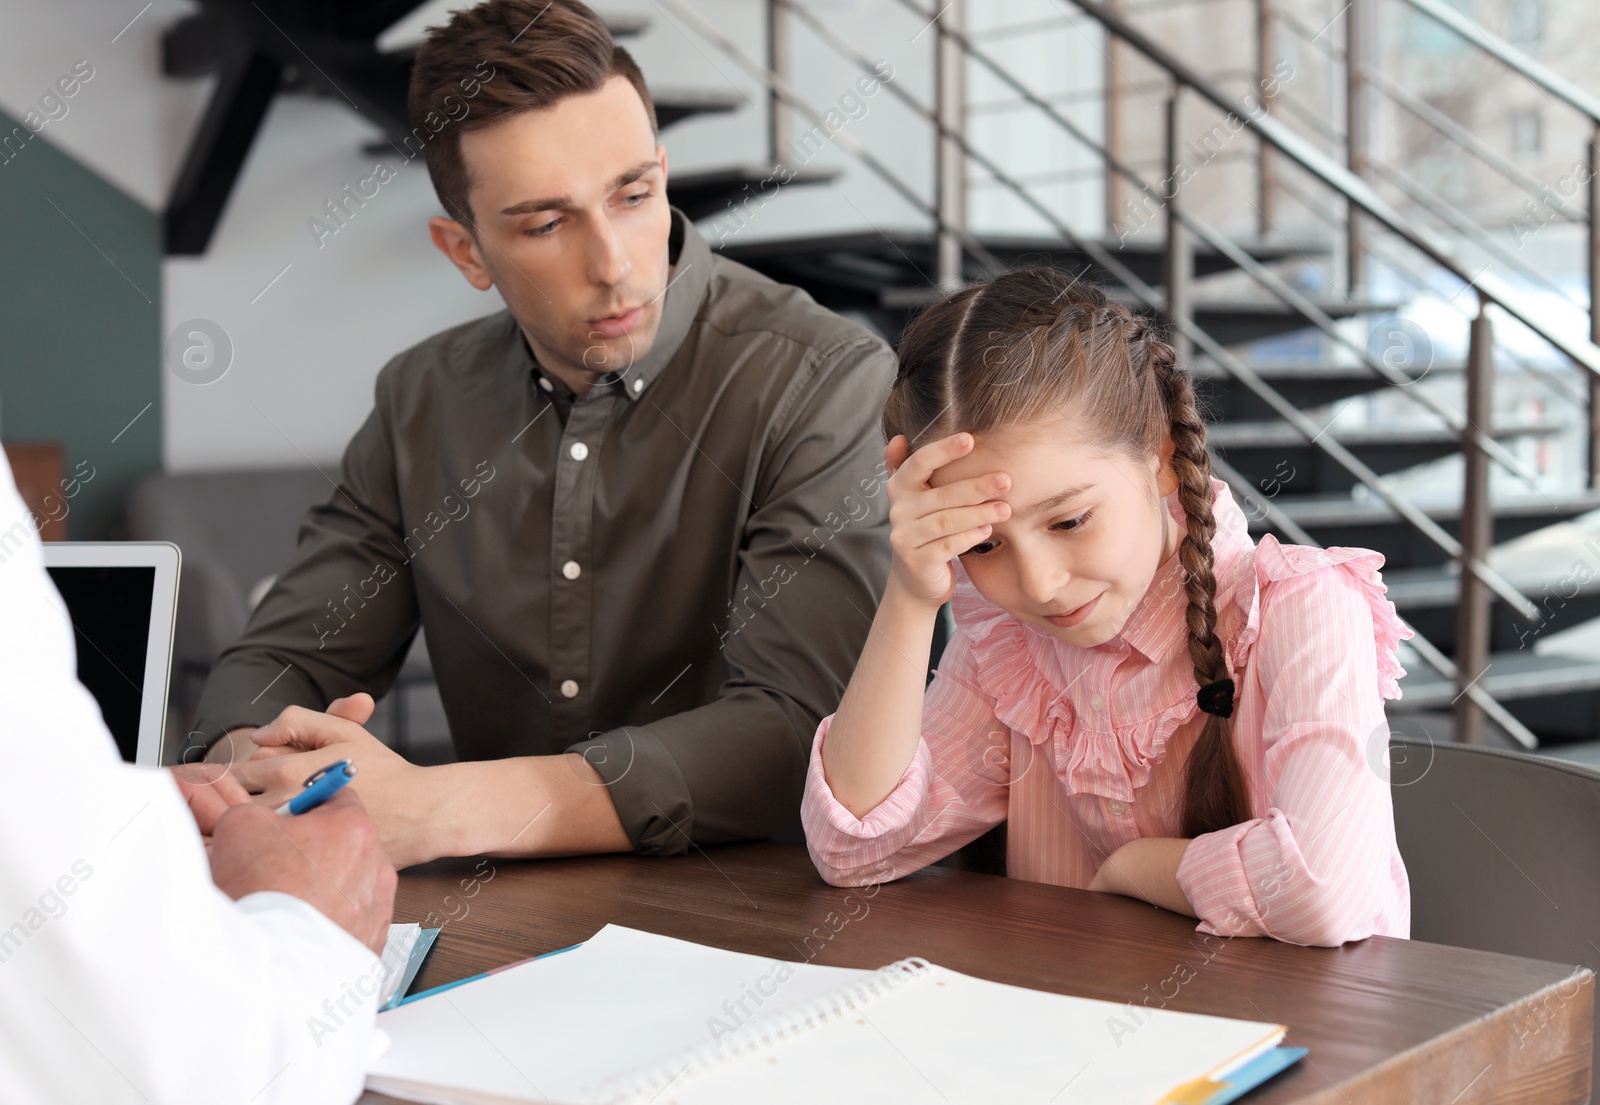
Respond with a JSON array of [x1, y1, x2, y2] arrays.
[[1055, 508, 1094, 534], [962, 509, 1095, 558]]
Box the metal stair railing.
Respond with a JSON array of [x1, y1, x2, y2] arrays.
[[1272, 172, 1590, 411], [646, 0, 1010, 274], [1358, 64, 1587, 230], [693, 0, 1550, 744], [685, 0, 1551, 745], [1394, 0, 1600, 126], [879, 0, 1545, 616], [1368, 0, 1600, 500], [799, 0, 1559, 586], [1048, 0, 1600, 745], [1061, 0, 1600, 379], [1366, 158, 1583, 308]]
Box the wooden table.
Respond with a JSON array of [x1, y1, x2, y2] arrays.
[[365, 843, 1593, 1104]]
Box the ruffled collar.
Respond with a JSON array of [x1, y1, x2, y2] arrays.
[[947, 477, 1261, 801]]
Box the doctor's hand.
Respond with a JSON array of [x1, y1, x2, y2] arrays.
[[229, 696, 437, 869], [209, 788, 396, 955], [168, 761, 253, 841]]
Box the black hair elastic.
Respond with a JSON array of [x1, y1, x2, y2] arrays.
[[1196, 678, 1235, 719]]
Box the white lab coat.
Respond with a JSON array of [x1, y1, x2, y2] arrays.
[[0, 458, 382, 1104]]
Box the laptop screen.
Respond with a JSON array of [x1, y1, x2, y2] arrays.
[[45, 565, 157, 763]]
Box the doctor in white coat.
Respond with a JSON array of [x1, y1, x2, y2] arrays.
[[0, 457, 396, 1105]]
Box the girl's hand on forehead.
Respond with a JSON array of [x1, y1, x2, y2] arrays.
[[883, 432, 1011, 609]]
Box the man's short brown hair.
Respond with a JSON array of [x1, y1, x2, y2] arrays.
[[407, 0, 658, 227]]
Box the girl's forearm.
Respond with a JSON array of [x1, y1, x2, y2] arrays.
[[1089, 837, 1196, 916], [820, 583, 942, 818]]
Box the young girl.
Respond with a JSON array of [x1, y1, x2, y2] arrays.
[[804, 268, 1412, 948]]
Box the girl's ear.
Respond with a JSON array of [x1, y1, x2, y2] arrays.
[[1155, 433, 1179, 497]]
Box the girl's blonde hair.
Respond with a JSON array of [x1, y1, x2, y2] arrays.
[[884, 267, 1249, 838]]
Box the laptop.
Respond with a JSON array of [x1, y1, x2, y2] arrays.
[[42, 542, 181, 766]]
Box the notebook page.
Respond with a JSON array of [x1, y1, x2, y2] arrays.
[[367, 924, 871, 1105], [653, 962, 1285, 1105], [378, 924, 423, 1008]]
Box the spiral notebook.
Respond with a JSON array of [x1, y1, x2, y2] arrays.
[[367, 925, 1299, 1105]]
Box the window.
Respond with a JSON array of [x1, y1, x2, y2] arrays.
[[1507, 0, 1544, 47], [1511, 109, 1542, 160]]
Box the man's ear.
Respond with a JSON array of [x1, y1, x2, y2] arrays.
[[656, 142, 668, 189], [1155, 433, 1179, 497], [429, 215, 494, 291]]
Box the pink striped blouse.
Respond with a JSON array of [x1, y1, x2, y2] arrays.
[[803, 476, 1413, 947]]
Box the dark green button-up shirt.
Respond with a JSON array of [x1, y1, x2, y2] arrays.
[[191, 210, 897, 854]]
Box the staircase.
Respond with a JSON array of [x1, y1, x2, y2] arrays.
[[158, 1, 836, 252], [159, 0, 1600, 751], [652, 0, 1600, 753]]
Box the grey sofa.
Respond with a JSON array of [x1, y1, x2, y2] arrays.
[[126, 467, 434, 747]]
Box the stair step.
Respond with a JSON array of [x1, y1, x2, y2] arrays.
[[359, 82, 743, 156], [1373, 543, 1600, 653], [1154, 296, 1398, 346], [1249, 488, 1600, 570], [1391, 648, 1600, 710], [1193, 361, 1462, 421], [720, 230, 1357, 346], [604, 12, 651, 37], [719, 230, 1323, 300], [1384, 562, 1600, 609], [376, 8, 648, 54], [1211, 417, 1561, 494], [879, 285, 1394, 347], [669, 165, 839, 223], [650, 86, 745, 130]]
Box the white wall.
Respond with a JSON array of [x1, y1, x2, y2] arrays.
[[2, 0, 1106, 472], [0, 0, 212, 213]]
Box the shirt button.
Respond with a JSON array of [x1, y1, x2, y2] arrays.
[[1090, 692, 1105, 711], [560, 679, 580, 698], [632, 378, 644, 394], [1108, 800, 1127, 815], [562, 560, 581, 580], [537, 376, 553, 392], [570, 442, 589, 461]]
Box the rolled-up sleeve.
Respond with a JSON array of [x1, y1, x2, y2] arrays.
[[802, 631, 1011, 885], [1176, 563, 1402, 946], [568, 337, 896, 853]]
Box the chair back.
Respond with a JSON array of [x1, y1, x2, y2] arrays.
[[1390, 735, 1600, 1094]]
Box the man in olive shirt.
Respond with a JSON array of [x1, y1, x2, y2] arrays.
[[197, 0, 896, 865]]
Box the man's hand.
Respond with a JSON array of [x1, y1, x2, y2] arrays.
[[208, 788, 396, 955], [230, 696, 437, 869], [203, 693, 375, 766], [228, 694, 632, 867], [169, 762, 252, 841]]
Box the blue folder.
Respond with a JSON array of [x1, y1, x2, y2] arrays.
[[1200, 1046, 1309, 1104]]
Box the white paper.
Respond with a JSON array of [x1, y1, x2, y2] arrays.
[[368, 924, 870, 1104], [662, 962, 1285, 1105]]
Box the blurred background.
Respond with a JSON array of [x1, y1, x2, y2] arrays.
[[5, 0, 1600, 768]]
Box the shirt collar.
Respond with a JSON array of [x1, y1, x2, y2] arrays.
[[1105, 477, 1257, 665], [523, 205, 710, 404]]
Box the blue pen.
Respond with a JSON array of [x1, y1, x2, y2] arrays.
[[276, 759, 357, 816]]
